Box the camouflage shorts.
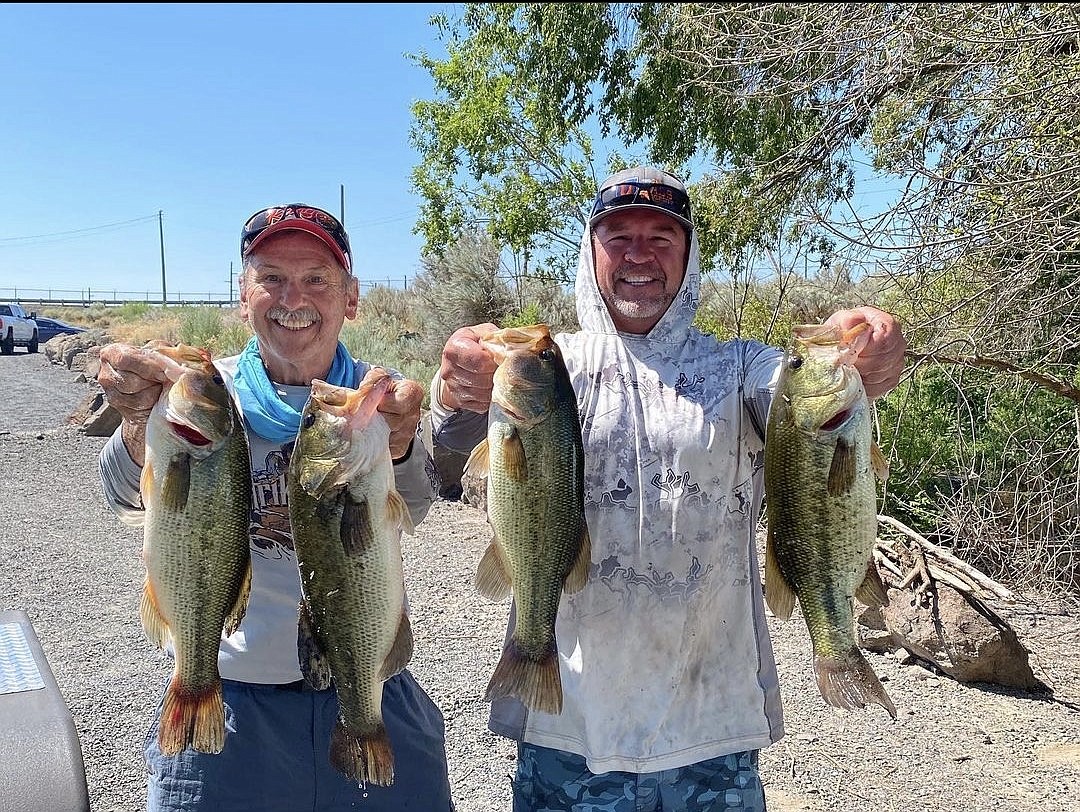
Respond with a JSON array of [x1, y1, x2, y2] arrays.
[[511, 742, 767, 811]]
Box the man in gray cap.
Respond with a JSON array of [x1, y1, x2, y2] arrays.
[[430, 166, 907, 810]]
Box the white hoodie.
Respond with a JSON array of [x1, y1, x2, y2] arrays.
[[431, 220, 785, 773]]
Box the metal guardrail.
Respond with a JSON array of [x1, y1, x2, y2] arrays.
[[1, 288, 236, 308], [2, 280, 410, 308]]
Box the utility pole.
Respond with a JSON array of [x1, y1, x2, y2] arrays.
[[158, 210, 167, 305], [340, 184, 345, 223], [229, 261, 234, 305]]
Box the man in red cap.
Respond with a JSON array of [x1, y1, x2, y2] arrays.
[[96, 204, 453, 811]]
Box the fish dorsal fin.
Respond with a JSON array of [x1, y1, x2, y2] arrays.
[[160, 454, 192, 512], [297, 600, 332, 691], [826, 437, 857, 497], [223, 558, 253, 637], [764, 526, 797, 620], [139, 575, 171, 648], [855, 558, 890, 608], [299, 458, 344, 500], [464, 438, 491, 480], [339, 492, 375, 556], [562, 525, 592, 594], [500, 427, 528, 482], [871, 442, 890, 481], [475, 538, 513, 600], [379, 610, 414, 680], [387, 487, 415, 536]]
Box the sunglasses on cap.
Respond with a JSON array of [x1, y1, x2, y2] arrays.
[[240, 204, 352, 271], [590, 181, 693, 229]]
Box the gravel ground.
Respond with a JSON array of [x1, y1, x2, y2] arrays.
[[1, 348, 1078, 812]]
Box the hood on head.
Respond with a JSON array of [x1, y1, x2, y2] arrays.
[[574, 218, 702, 343]]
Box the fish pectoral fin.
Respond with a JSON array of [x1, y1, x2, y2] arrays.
[[140, 461, 155, 504], [562, 525, 592, 594], [379, 610, 414, 680], [854, 559, 890, 608], [297, 600, 332, 691], [871, 441, 890, 481], [826, 437, 857, 497], [159, 454, 192, 513], [475, 538, 513, 600], [223, 558, 253, 637], [386, 488, 415, 535], [339, 492, 376, 556], [464, 439, 491, 480], [763, 528, 797, 620], [501, 429, 528, 482], [139, 576, 171, 648], [299, 458, 344, 499]]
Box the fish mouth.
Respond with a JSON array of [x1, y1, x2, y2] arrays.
[[819, 408, 852, 432], [166, 419, 212, 446], [480, 325, 551, 365], [309, 371, 391, 425], [793, 322, 871, 369]]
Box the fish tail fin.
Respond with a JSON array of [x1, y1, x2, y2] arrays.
[[158, 676, 225, 756], [139, 577, 171, 648], [330, 720, 395, 786], [814, 648, 898, 720], [484, 638, 562, 714]]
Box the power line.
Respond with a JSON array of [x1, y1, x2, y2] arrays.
[[0, 214, 160, 245]]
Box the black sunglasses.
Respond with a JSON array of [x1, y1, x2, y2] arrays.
[[591, 181, 693, 228], [240, 204, 352, 268]]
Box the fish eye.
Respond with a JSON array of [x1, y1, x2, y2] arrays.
[[788, 355, 803, 370], [302, 413, 316, 429], [212, 374, 225, 386], [539, 348, 555, 362]]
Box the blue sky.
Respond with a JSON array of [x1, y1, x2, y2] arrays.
[[0, 3, 453, 300]]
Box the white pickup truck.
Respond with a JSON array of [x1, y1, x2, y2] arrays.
[[0, 303, 39, 354]]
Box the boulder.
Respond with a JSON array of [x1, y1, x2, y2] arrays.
[[67, 386, 122, 438], [858, 584, 1047, 691], [44, 332, 107, 371], [459, 458, 486, 513]]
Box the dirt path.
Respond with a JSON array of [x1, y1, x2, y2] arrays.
[[0, 348, 1077, 812]]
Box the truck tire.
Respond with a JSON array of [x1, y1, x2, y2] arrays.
[[0, 329, 13, 355], [28, 331, 39, 353]]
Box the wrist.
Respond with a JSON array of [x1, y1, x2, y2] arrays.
[[121, 420, 146, 467]]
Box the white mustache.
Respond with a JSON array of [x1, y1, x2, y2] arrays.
[[267, 307, 321, 329]]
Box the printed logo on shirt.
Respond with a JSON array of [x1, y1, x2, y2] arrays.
[[591, 553, 714, 604], [249, 442, 296, 559]]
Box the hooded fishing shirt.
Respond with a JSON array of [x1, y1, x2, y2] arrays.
[[431, 222, 786, 774]]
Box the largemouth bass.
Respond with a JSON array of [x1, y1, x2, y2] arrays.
[[139, 341, 252, 755], [465, 324, 591, 715], [287, 369, 415, 786], [763, 323, 897, 718]]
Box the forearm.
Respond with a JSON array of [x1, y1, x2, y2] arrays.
[[98, 427, 146, 527], [428, 371, 488, 454], [392, 431, 438, 527]]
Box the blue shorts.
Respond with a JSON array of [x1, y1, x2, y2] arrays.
[[512, 742, 766, 812], [143, 671, 454, 811]]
